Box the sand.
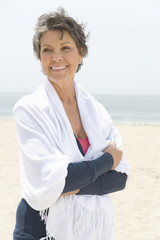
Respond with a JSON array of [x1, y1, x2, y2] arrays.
[[0, 119, 160, 240]]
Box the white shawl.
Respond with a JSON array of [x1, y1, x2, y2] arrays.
[[13, 79, 129, 240]]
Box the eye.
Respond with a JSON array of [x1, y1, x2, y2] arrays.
[[43, 48, 52, 53], [62, 46, 71, 51]]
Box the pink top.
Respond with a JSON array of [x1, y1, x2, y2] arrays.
[[77, 137, 90, 155]]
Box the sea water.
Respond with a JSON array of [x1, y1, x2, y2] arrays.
[[95, 95, 160, 125], [0, 92, 160, 124]]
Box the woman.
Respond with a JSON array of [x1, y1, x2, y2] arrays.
[[13, 8, 129, 240]]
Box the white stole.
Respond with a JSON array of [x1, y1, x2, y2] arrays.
[[13, 79, 129, 240]]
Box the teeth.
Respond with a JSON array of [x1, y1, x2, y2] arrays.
[[51, 66, 66, 70]]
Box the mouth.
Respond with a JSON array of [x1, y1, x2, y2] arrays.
[[50, 65, 68, 71]]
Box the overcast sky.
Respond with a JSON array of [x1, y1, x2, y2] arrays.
[[0, 0, 160, 95]]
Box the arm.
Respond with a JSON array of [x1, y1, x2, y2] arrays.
[[77, 171, 127, 195], [13, 106, 70, 210], [61, 142, 126, 196], [61, 152, 114, 195], [62, 170, 127, 196]]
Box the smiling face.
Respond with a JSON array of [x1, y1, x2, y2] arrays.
[[40, 30, 83, 87]]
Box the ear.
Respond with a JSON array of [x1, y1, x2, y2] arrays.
[[78, 47, 84, 64], [78, 54, 83, 64], [80, 47, 85, 57]]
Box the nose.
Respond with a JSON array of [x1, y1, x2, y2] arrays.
[[51, 51, 62, 62]]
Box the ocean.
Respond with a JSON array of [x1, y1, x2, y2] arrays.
[[0, 92, 160, 124]]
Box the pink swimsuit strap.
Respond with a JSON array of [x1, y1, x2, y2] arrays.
[[77, 137, 90, 155]]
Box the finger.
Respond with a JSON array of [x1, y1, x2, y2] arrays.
[[109, 142, 116, 147]]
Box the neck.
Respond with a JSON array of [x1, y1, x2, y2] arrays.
[[49, 80, 76, 104]]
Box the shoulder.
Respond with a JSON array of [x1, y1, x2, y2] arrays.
[[12, 84, 52, 128], [76, 82, 112, 121], [13, 84, 49, 115], [94, 100, 112, 122], [76, 82, 113, 129]]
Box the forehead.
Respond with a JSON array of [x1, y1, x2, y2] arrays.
[[40, 30, 76, 45]]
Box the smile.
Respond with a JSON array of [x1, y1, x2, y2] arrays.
[[51, 66, 68, 70]]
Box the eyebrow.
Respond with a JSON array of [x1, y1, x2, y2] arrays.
[[41, 44, 52, 47], [61, 42, 72, 45], [41, 42, 73, 48]]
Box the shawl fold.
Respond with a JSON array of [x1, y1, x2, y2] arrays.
[[13, 79, 129, 240]]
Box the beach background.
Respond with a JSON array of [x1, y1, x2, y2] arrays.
[[0, 94, 160, 240], [1, 1, 160, 239]]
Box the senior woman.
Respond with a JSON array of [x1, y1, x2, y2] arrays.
[[13, 8, 129, 240]]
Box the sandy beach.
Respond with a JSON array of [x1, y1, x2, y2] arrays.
[[0, 119, 160, 240]]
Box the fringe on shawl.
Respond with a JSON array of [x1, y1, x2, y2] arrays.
[[67, 196, 115, 237], [39, 236, 55, 240], [39, 209, 49, 225], [39, 210, 55, 240], [39, 195, 115, 239]]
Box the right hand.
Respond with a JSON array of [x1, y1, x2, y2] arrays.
[[104, 142, 123, 170]]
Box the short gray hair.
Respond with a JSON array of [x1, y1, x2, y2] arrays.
[[33, 7, 89, 72]]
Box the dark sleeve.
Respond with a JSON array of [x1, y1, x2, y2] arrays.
[[62, 153, 113, 194], [77, 171, 128, 195]]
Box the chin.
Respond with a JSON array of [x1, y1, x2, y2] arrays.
[[49, 75, 74, 85], [48, 77, 68, 86]]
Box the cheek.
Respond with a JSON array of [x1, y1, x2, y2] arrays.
[[40, 52, 49, 62], [68, 53, 82, 66], [40, 56, 49, 68], [40, 59, 49, 75]]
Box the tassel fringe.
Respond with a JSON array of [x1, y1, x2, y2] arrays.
[[39, 195, 115, 240], [40, 237, 55, 240], [67, 196, 115, 237], [39, 230, 55, 240], [39, 209, 49, 225], [39, 209, 55, 240]]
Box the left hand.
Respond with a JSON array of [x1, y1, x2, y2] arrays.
[[61, 189, 80, 197]]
